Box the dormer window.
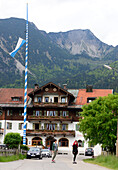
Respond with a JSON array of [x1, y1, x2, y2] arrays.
[[45, 97, 49, 103], [61, 97, 66, 103], [87, 97, 96, 103], [11, 97, 22, 101], [38, 97, 42, 103]]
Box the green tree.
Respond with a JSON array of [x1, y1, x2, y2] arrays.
[[4, 133, 22, 149], [79, 93, 118, 153]]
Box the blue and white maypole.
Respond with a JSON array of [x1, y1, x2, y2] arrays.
[[23, 3, 28, 145]]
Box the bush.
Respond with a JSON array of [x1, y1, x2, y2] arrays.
[[4, 133, 21, 149], [20, 145, 29, 151]]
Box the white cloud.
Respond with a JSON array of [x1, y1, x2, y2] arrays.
[[0, 0, 118, 46]]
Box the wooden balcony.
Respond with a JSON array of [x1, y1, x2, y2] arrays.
[[33, 102, 68, 107], [26, 129, 75, 137], [28, 115, 73, 121]]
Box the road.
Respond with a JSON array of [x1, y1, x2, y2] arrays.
[[0, 154, 110, 170]]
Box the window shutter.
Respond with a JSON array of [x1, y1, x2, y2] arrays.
[[44, 110, 46, 116], [19, 123, 21, 130], [67, 111, 69, 116], [66, 124, 68, 130], [60, 124, 62, 130], [55, 124, 57, 130], [55, 111, 58, 116], [10, 123, 12, 129], [39, 123, 41, 130], [40, 110, 42, 116], [33, 123, 35, 130], [60, 111, 62, 116], [10, 110, 13, 115], [33, 111, 35, 116], [44, 123, 46, 130]]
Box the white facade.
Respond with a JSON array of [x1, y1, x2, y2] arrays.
[[0, 120, 101, 156]]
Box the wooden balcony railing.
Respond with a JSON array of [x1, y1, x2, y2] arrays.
[[28, 115, 73, 121], [26, 129, 75, 137], [33, 102, 68, 107]]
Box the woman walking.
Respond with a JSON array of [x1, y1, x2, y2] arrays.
[[72, 140, 78, 164]]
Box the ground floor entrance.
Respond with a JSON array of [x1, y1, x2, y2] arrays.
[[45, 136, 55, 150]]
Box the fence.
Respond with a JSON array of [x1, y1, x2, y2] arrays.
[[0, 148, 27, 156]]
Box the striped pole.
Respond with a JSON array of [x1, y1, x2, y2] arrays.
[[23, 3, 28, 145]]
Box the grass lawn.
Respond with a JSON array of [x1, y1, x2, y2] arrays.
[[0, 154, 26, 162], [83, 155, 118, 170]]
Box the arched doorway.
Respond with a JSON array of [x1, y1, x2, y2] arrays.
[[58, 138, 69, 147], [45, 136, 55, 150], [32, 137, 42, 146]]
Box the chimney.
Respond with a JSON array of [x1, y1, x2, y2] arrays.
[[86, 85, 93, 92], [34, 84, 39, 90], [63, 84, 67, 90]]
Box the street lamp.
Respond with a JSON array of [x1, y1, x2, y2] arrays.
[[104, 64, 118, 157]]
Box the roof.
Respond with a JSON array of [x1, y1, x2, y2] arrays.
[[67, 89, 79, 102], [0, 88, 33, 104], [28, 82, 75, 98], [76, 89, 113, 105]]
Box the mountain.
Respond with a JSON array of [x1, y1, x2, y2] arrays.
[[48, 29, 114, 58], [0, 17, 118, 91]]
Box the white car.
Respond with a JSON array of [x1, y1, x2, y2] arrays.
[[41, 149, 52, 158]]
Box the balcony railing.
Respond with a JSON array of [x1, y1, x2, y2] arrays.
[[26, 129, 75, 137], [28, 115, 73, 121], [33, 102, 68, 107]]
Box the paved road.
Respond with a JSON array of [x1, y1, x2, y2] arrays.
[[0, 154, 110, 170]]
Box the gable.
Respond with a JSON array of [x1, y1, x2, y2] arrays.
[[28, 82, 74, 98]]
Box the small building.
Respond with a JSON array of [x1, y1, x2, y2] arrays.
[[0, 83, 113, 155]]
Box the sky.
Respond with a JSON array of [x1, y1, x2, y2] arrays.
[[0, 0, 118, 46]]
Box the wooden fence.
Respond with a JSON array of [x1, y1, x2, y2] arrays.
[[0, 149, 27, 156]]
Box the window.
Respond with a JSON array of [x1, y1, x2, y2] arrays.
[[49, 111, 53, 116], [61, 97, 66, 103], [7, 110, 10, 116], [59, 138, 69, 147], [35, 123, 39, 130], [54, 97, 58, 103], [63, 111, 67, 117], [19, 110, 22, 116], [18, 123, 27, 130], [87, 97, 96, 103], [36, 111, 39, 116], [32, 137, 42, 146], [7, 110, 12, 116], [7, 122, 12, 129], [76, 124, 80, 131], [62, 124, 66, 130], [46, 124, 56, 130], [38, 97, 42, 103], [0, 122, 2, 129], [12, 97, 20, 101], [45, 97, 49, 103], [78, 140, 84, 147], [19, 123, 24, 130], [46, 111, 56, 116]]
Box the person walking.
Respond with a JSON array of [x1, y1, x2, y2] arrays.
[[52, 139, 58, 163], [72, 140, 78, 164]]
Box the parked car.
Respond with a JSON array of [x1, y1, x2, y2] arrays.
[[27, 147, 42, 159], [41, 149, 52, 158], [85, 148, 94, 156]]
